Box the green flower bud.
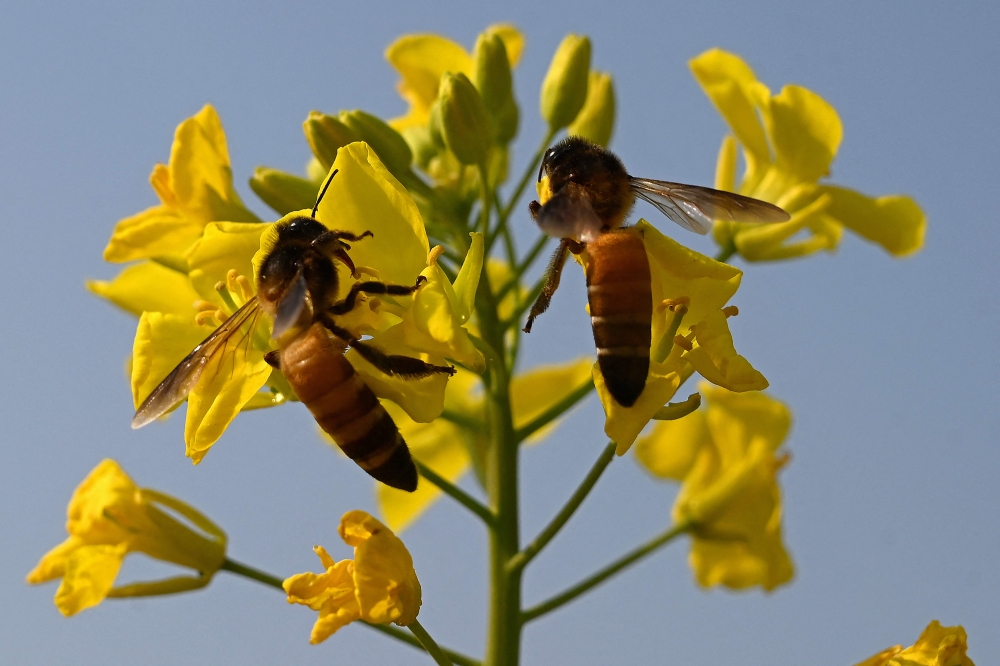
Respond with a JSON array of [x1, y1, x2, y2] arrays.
[[568, 71, 616, 147], [437, 72, 492, 166], [249, 166, 320, 216], [338, 110, 413, 178], [473, 32, 519, 144], [303, 111, 358, 171], [540, 34, 592, 131]]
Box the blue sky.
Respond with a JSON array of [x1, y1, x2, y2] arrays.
[[2, 1, 997, 664]]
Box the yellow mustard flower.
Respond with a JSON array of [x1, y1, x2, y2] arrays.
[[691, 49, 926, 261], [103, 105, 259, 265], [376, 356, 594, 531], [588, 221, 767, 454], [284, 510, 421, 644], [27, 460, 226, 616], [855, 620, 976, 666], [635, 385, 792, 591], [131, 141, 484, 463], [386, 24, 524, 131]]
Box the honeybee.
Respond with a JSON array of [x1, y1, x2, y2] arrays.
[[523, 136, 788, 407], [132, 170, 454, 491]]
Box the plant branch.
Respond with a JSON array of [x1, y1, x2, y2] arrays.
[[220, 558, 284, 589], [408, 619, 455, 666], [508, 441, 615, 573], [415, 460, 496, 527], [514, 378, 595, 444], [520, 522, 692, 623], [497, 233, 550, 301]]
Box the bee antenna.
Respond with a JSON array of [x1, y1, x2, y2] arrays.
[[312, 169, 339, 218]]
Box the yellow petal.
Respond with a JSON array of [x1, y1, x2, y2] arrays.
[[339, 511, 421, 626], [315, 144, 430, 284], [511, 356, 594, 444], [452, 232, 484, 323], [27, 537, 83, 584], [760, 84, 842, 184], [684, 311, 768, 392], [103, 205, 205, 263], [634, 410, 710, 481], [283, 554, 361, 644], [131, 312, 211, 410], [689, 49, 772, 179], [65, 459, 141, 541], [884, 621, 976, 666], [377, 403, 471, 532], [187, 221, 270, 303], [702, 385, 791, 457], [386, 34, 473, 129], [820, 185, 926, 257], [53, 543, 128, 616], [854, 646, 904, 666], [87, 261, 201, 318]]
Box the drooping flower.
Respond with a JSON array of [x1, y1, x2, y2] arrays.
[[855, 620, 976, 666], [26, 460, 226, 616], [284, 510, 421, 644], [129, 141, 484, 463], [635, 385, 793, 591], [588, 221, 768, 453], [691, 49, 925, 261]]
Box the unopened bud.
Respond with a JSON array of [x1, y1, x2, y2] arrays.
[[473, 32, 519, 144], [437, 72, 492, 166], [304, 111, 358, 171], [568, 71, 615, 147], [249, 167, 320, 216], [338, 110, 413, 178], [540, 34, 592, 131]]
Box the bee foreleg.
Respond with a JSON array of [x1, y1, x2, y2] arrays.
[[319, 315, 455, 379], [312, 229, 374, 249], [264, 350, 281, 369], [328, 276, 427, 315], [523, 238, 572, 333]]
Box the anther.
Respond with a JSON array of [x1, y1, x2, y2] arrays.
[[722, 305, 739, 318], [658, 296, 691, 313], [194, 300, 217, 312], [427, 245, 446, 265], [354, 265, 380, 279], [226, 269, 240, 293], [195, 310, 220, 327], [673, 335, 693, 352], [235, 275, 254, 301]]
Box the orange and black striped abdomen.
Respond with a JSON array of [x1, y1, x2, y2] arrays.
[[279, 323, 417, 491], [585, 229, 652, 407]]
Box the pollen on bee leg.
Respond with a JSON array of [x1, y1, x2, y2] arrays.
[[427, 245, 446, 265], [722, 305, 739, 318]]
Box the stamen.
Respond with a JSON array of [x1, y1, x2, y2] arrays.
[[354, 265, 380, 280], [427, 245, 446, 266], [722, 305, 739, 318], [652, 302, 688, 364], [657, 296, 691, 313], [215, 280, 238, 313], [195, 310, 219, 327], [235, 274, 254, 302], [673, 335, 693, 352], [194, 300, 217, 312], [226, 269, 239, 294]]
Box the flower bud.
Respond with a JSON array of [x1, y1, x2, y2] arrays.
[[473, 32, 519, 144], [249, 166, 320, 216], [540, 34, 592, 131], [338, 110, 413, 179], [568, 71, 615, 147], [437, 72, 492, 166], [304, 111, 358, 171]]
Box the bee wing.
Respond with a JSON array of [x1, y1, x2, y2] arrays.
[[271, 269, 308, 340], [629, 177, 790, 235], [132, 297, 263, 429], [534, 183, 604, 243]]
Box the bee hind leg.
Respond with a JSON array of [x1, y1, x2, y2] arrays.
[[523, 238, 573, 333], [328, 276, 427, 315], [319, 315, 455, 379]]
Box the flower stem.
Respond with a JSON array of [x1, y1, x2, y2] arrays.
[[408, 620, 455, 666], [415, 460, 496, 527], [520, 522, 692, 623], [513, 378, 595, 444], [508, 441, 616, 573], [219, 558, 284, 589]]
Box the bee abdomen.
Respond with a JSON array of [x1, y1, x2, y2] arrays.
[[280, 324, 418, 492], [585, 230, 652, 408]]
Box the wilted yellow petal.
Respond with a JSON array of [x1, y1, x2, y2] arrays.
[[684, 311, 768, 392], [634, 410, 710, 481], [87, 261, 201, 318], [869, 620, 976, 666], [26, 537, 82, 584], [821, 185, 926, 257], [53, 543, 128, 617], [283, 551, 361, 644]]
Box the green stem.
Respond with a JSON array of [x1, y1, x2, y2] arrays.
[[220, 558, 480, 665], [415, 460, 496, 527], [500, 131, 556, 223], [714, 242, 737, 263], [497, 233, 550, 301], [508, 441, 616, 573], [409, 619, 455, 666], [502, 277, 547, 331], [520, 522, 692, 623], [439, 409, 485, 433], [219, 558, 284, 589], [513, 378, 595, 444]]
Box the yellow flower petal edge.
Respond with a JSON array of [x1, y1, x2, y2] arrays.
[[87, 261, 201, 319], [27, 460, 226, 616], [634, 409, 710, 481], [683, 310, 769, 393], [855, 620, 975, 666]]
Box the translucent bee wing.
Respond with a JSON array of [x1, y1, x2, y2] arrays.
[[629, 177, 790, 235], [271, 269, 308, 340], [132, 297, 263, 429], [534, 183, 604, 243]]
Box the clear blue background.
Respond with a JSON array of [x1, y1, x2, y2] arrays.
[[2, 1, 997, 664]]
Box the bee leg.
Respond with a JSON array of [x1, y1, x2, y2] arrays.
[[523, 238, 572, 333], [312, 229, 374, 250], [327, 276, 427, 316], [320, 315, 455, 379], [264, 350, 281, 369]]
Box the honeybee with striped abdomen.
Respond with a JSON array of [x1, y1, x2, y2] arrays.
[[523, 136, 788, 407], [132, 170, 454, 491]]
